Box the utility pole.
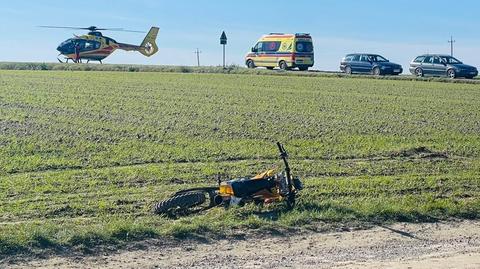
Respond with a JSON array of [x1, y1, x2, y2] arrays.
[[448, 36, 456, 57], [194, 48, 202, 67]]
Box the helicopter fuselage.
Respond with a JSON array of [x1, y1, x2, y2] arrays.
[[42, 26, 159, 63], [56, 31, 148, 63], [57, 32, 120, 62]]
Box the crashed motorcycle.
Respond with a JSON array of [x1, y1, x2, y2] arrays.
[[153, 142, 303, 215]]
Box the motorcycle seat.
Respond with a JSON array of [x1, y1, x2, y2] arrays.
[[230, 177, 276, 198]]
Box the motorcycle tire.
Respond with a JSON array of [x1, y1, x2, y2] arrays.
[[153, 191, 206, 215], [285, 192, 296, 210]]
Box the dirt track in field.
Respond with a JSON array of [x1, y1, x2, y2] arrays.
[[4, 220, 480, 269]]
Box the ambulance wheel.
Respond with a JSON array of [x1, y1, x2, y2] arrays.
[[279, 61, 289, 70], [246, 60, 255, 69]]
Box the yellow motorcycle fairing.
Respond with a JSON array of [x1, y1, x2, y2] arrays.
[[252, 169, 276, 180]]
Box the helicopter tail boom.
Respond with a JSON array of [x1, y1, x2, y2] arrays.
[[117, 27, 159, 57]]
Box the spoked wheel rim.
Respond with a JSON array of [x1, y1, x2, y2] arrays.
[[448, 69, 456, 79], [279, 61, 288, 70], [373, 67, 381, 76], [415, 68, 423, 77], [345, 66, 352, 75]]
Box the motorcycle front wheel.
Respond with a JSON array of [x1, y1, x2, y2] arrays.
[[285, 193, 296, 210]]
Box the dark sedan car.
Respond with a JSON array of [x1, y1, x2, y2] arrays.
[[409, 54, 478, 79], [340, 54, 403, 75]]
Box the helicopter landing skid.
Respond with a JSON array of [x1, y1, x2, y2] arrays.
[[57, 57, 102, 64], [57, 57, 77, 63]]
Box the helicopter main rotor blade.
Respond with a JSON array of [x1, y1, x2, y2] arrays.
[[38, 25, 86, 30], [92, 28, 123, 31], [104, 29, 145, 33], [38, 25, 145, 33]]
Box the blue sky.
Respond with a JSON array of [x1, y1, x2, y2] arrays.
[[1, 0, 479, 70]]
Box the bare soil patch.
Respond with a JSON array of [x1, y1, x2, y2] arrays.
[[4, 220, 479, 269]]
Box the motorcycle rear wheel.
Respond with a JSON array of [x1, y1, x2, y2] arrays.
[[153, 191, 206, 215]]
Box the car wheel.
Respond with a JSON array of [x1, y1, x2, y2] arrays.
[[447, 69, 456, 79], [279, 61, 289, 71], [345, 66, 352, 75], [372, 67, 381, 76], [246, 60, 255, 69], [414, 67, 424, 77]]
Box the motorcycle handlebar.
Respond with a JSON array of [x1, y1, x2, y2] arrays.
[[276, 142, 287, 157], [276, 142, 292, 182]]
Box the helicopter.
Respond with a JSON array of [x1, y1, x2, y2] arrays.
[[39, 25, 159, 63]]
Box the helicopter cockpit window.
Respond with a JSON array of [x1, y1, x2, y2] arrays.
[[75, 40, 101, 51], [57, 39, 76, 54], [60, 39, 74, 48]]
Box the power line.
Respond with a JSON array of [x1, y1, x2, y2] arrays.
[[194, 48, 202, 67], [448, 36, 456, 57]]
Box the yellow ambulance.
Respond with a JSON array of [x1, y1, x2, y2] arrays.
[[245, 33, 314, 71]]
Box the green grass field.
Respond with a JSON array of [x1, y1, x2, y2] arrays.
[[1, 70, 479, 256]]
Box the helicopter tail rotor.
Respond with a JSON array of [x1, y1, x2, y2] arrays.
[[138, 27, 159, 57]]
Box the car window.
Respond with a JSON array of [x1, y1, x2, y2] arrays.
[[432, 57, 441, 64], [295, 42, 313, 52], [422, 56, 432, 63], [441, 56, 462, 64], [414, 56, 425, 63], [344, 55, 354, 62], [254, 42, 263, 52], [360, 55, 370, 62], [351, 55, 360, 61], [263, 41, 281, 52], [370, 55, 388, 62]]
